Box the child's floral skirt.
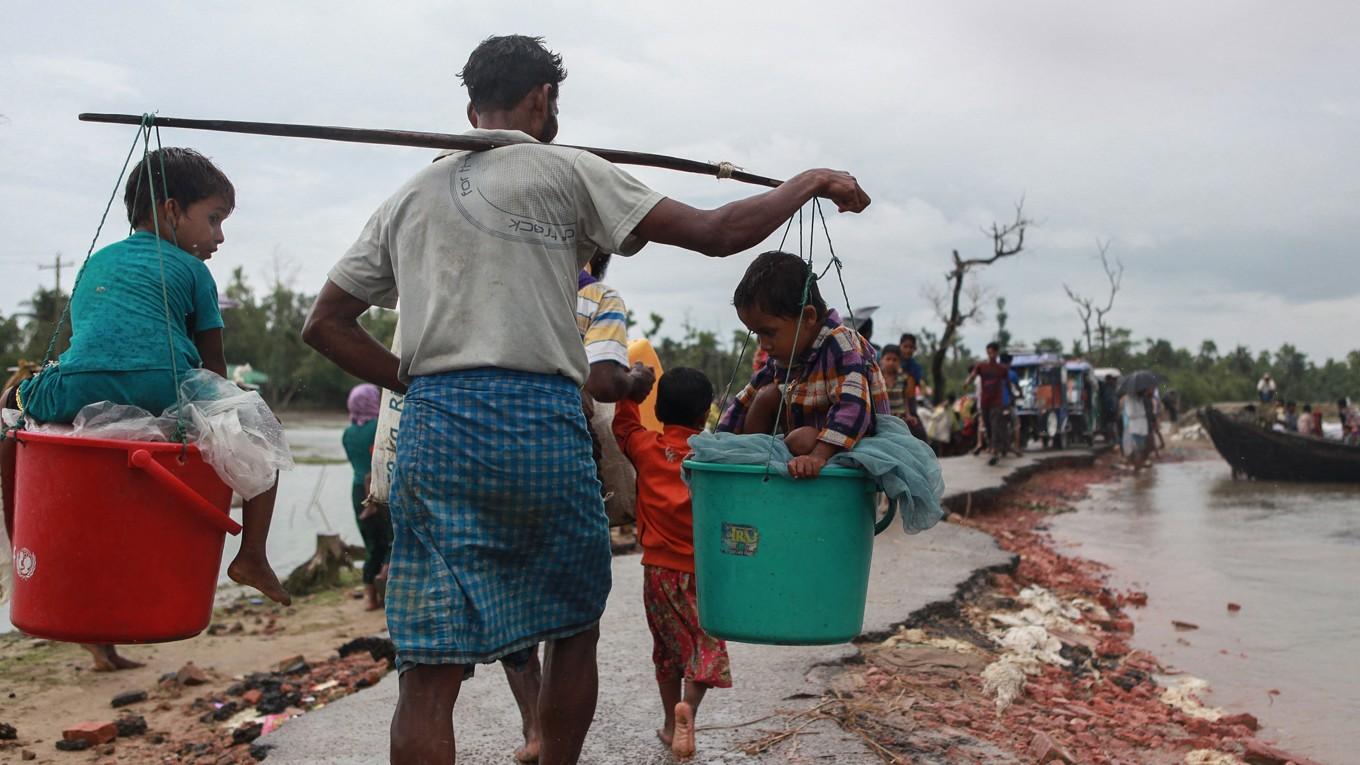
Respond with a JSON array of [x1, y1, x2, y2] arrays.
[[643, 565, 732, 687]]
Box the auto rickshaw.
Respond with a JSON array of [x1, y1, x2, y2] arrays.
[[1012, 353, 1068, 449], [1064, 360, 1097, 445]]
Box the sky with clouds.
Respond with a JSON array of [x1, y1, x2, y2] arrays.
[[1, 1, 1356, 362]]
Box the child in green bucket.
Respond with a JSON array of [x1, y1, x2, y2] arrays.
[[717, 251, 890, 478], [614, 367, 731, 759]]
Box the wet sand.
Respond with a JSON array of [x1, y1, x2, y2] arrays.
[[1049, 455, 1357, 764]]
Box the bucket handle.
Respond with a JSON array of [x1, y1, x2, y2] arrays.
[[129, 449, 243, 536], [875, 497, 898, 535]]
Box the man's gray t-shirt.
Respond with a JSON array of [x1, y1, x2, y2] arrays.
[[329, 129, 663, 386]]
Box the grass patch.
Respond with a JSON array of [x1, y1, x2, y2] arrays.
[[293, 455, 348, 466]]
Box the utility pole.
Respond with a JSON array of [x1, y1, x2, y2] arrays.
[[38, 252, 75, 293]]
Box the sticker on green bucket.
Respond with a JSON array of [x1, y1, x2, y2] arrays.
[[721, 523, 760, 556]]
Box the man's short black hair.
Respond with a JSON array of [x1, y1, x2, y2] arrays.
[[124, 148, 235, 228], [588, 251, 611, 279], [655, 367, 713, 427], [458, 35, 567, 112], [986, 341, 1000, 352], [732, 251, 826, 320], [899, 333, 917, 345], [880, 344, 901, 358]]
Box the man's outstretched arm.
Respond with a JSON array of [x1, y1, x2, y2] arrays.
[[633, 169, 869, 257], [302, 281, 405, 393]]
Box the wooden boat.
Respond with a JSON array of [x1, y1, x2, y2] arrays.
[[1198, 406, 1360, 482]]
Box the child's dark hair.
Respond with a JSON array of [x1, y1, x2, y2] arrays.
[[880, 344, 901, 359], [655, 367, 714, 427], [986, 341, 1000, 352], [459, 35, 567, 112], [732, 251, 827, 320], [124, 148, 235, 228]]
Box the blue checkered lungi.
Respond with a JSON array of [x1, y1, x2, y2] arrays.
[[386, 368, 612, 669]]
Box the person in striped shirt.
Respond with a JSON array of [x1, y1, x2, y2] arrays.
[[576, 252, 638, 397], [718, 251, 890, 478]]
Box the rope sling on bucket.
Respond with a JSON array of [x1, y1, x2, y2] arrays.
[[715, 198, 861, 480], [3, 115, 191, 448]]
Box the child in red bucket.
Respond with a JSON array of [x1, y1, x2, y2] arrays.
[[613, 367, 731, 759], [718, 251, 890, 477], [1, 149, 289, 670]]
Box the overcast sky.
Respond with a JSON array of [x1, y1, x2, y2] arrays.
[[2, 1, 1356, 362]]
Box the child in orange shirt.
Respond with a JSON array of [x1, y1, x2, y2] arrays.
[[613, 367, 731, 759]]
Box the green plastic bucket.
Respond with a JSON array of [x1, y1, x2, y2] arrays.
[[684, 461, 895, 645]]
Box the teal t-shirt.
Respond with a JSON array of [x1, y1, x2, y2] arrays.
[[342, 418, 380, 485], [59, 231, 224, 374]]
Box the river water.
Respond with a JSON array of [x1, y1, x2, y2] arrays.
[[1048, 457, 1359, 765], [2, 418, 363, 633]]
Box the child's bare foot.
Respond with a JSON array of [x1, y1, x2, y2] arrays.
[[375, 564, 389, 607], [513, 736, 540, 763], [228, 555, 291, 606], [363, 584, 381, 611], [672, 702, 696, 758], [656, 726, 674, 748], [82, 644, 144, 672]]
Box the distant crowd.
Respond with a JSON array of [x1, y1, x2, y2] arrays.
[[1254, 373, 1359, 443]]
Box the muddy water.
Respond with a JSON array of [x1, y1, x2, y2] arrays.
[[2, 418, 363, 633], [1049, 458, 1360, 764]]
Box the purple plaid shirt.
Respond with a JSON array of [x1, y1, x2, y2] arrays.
[[718, 312, 889, 450]]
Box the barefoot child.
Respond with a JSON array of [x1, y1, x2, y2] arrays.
[[613, 367, 731, 759], [717, 251, 890, 478], [1, 148, 290, 643]]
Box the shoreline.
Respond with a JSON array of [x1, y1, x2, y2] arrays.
[[811, 447, 1325, 765]]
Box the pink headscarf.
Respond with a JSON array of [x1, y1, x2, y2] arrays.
[[347, 383, 382, 426]]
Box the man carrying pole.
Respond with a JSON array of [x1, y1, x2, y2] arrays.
[[303, 34, 869, 764]]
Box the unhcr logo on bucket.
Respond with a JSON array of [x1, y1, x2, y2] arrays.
[[720, 523, 759, 557]]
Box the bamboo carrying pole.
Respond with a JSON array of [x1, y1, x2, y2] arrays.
[[78, 113, 784, 188]]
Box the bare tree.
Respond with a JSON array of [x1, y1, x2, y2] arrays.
[[1063, 240, 1123, 361], [927, 200, 1032, 398]]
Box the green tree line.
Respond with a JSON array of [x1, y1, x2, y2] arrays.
[[3, 277, 1356, 412], [2, 268, 395, 410]]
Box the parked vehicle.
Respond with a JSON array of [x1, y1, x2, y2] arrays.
[[1064, 360, 1097, 446], [1013, 353, 1068, 449]]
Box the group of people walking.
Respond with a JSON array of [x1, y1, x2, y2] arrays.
[[298, 34, 872, 764]]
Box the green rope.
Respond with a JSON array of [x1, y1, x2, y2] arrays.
[[814, 198, 857, 334], [4, 114, 193, 452], [759, 204, 821, 478], [3, 116, 153, 439], [753, 199, 864, 479], [140, 119, 190, 446]]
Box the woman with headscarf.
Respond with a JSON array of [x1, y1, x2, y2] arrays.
[[344, 383, 390, 610]]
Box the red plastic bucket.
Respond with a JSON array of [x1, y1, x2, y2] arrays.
[[9, 430, 242, 643]]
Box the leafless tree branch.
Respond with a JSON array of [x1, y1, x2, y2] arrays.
[[928, 199, 1032, 396]]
